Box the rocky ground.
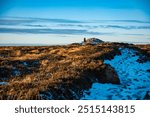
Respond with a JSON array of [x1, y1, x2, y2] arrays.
[[0, 42, 149, 100]]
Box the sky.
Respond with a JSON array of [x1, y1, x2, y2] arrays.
[[0, 0, 150, 45]]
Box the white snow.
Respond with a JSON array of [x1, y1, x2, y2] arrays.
[[81, 48, 150, 100], [23, 62, 28, 66], [13, 69, 21, 76], [0, 82, 7, 85], [40, 92, 53, 100]]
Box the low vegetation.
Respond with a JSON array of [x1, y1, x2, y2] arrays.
[[0, 43, 149, 99]]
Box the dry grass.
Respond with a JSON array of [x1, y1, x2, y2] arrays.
[[0, 43, 149, 99]]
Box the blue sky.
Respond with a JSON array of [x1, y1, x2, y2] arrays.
[[1, 0, 150, 20], [0, 0, 150, 44]]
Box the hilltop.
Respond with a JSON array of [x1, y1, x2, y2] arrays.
[[0, 42, 150, 99]]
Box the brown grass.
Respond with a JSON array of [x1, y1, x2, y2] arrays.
[[0, 43, 149, 99]]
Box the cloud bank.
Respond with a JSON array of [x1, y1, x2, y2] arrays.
[[0, 17, 150, 36]]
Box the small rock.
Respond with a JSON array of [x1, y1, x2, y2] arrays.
[[144, 91, 150, 100]]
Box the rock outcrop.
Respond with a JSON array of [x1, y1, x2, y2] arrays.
[[102, 64, 120, 84], [82, 38, 104, 45]]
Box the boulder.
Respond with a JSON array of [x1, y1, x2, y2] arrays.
[[100, 64, 120, 84], [82, 38, 104, 45]]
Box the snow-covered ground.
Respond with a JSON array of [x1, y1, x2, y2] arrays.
[[0, 82, 7, 85], [81, 48, 150, 100]]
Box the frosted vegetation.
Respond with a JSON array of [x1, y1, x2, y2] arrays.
[[81, 48, 150, 100]]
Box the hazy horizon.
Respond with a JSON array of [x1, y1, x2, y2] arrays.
[[0, 0, 150, 45]]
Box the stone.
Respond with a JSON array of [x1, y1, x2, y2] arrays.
[[82, 38, 104, 45], [100, 64, 120, 84]]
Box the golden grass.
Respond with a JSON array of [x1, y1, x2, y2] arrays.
[[0, 43, 149, 99]]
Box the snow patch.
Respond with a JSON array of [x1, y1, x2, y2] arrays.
[[0, 82, 7, 85], [40, 92, 53, 100], [22, 62, 28, 66], [12, 68, 21, 76], [81, 48, 150, 100]]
